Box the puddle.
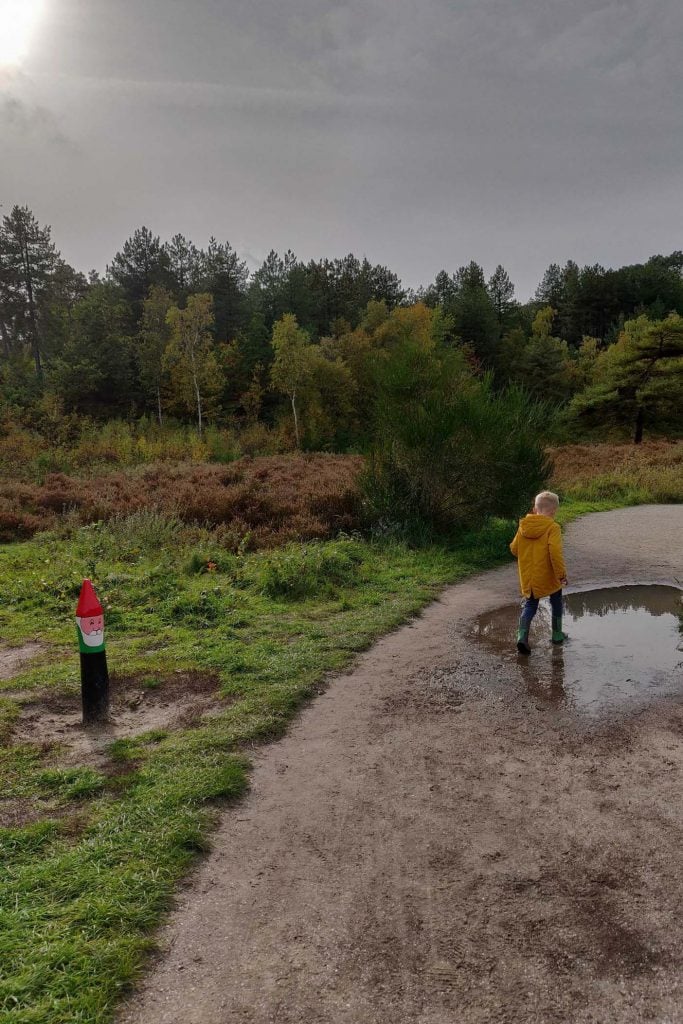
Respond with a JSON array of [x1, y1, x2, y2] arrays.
[[473, 585, 683, 714]]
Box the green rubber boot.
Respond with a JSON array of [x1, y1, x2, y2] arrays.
[[552, 616, 568, 645], [516, 623, 531, 656]]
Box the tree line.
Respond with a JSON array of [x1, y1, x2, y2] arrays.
[[1, 205, 681, 446]]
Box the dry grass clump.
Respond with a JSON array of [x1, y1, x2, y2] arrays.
[[549, 440, 683, 504], [0, 454, 363, 548]]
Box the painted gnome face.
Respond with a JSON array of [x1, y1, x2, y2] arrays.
[[78, 613, 104, 647], [75, 579, 106, 654]]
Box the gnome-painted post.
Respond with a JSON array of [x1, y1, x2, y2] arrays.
[[75, 579, 109, 724]]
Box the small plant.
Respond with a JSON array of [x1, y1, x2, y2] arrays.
[[108, 738, 139, 762], [141, 677, 162, 690], [183, 550, 229, 575]]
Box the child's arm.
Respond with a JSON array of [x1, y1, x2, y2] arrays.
[[510, 530, 520, 557], [548, 523, 568, 584]]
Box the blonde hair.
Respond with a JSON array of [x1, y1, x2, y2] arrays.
[[534, 490, 560, 515]]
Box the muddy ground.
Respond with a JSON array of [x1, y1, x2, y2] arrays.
[[119, 506, 683, 1024], [12, 669, 223, 766]]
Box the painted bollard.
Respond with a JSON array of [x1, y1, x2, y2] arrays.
[[76, 579, 109, 724]]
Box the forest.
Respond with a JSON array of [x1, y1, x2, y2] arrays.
[[1, 205, 681, 463]]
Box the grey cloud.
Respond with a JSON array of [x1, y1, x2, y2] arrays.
[[3, 0, 682, 297], [0, 94, 72, 147]]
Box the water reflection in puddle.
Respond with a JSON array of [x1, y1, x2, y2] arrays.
[[473, 585, 683, 714]]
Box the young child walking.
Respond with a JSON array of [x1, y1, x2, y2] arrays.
[[510, 490, 568, 655]]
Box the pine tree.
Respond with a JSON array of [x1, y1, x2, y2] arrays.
[[570, 314, 683, 442], [108, 226, 172, 313], [487, 265, 516, 326], [0, 205, 59, 375]]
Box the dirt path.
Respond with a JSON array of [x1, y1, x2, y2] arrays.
[[119, 506, 683, 1024]]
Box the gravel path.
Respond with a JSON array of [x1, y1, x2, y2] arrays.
[[119, 506, 683, 1024]]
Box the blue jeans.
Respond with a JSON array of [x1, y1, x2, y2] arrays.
[[520, 589, 563, 628]]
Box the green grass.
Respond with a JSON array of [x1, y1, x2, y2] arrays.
[[0, 498, 659, 1022]]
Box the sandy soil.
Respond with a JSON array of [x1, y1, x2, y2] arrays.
[[0, 642, 45, 680], [119, 506, 683, 1024]]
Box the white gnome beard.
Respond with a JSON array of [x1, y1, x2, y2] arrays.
[[77, 618, 105, 647]]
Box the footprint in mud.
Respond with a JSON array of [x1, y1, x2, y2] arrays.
[[473, 584, 683, 714]]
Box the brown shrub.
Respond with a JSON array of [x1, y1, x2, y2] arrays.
[[549, 440, 682, 486], [0, 454, 364, 547], [550, 440, 683, 503]]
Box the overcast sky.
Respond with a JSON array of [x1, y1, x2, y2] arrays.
[[2, 0, 682, 298]]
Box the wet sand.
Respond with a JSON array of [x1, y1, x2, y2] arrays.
[[119, 505, 683, 1024]]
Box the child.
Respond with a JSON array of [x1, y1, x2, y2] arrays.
[[510, 490, 568, 655]]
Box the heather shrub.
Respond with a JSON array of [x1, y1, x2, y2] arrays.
[[0, 504, 45, 543], [0, 454, 363, 546]]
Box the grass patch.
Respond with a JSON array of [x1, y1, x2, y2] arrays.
[[35, 767, 108, 801], [0, 512, 520, 1022]]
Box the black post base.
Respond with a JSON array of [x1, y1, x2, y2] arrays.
[[80, 650, 110, 725]]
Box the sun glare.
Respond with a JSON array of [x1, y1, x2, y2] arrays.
[[0, 0, 45, 67]]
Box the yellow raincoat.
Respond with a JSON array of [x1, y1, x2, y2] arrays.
[[510, 514, 567, 599]]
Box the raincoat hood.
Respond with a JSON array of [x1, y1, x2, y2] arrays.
[[518, 514, 555, 540]]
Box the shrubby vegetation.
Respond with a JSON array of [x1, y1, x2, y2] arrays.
[[0, 455, 362, 544], [1, 203, 682, 539], [363, 332, 550, 534], [549, 440, 683, 507]]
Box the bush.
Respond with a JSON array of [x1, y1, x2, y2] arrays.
[[163, 589, 226, 627], [236, 422, 290, 457], [98, 509, 183, 559], [244, 540, 364, 599], [362, 339, 551, 536]]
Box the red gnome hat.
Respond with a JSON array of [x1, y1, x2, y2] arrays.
[[76, 579, 104, 618]]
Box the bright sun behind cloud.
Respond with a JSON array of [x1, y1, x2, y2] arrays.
[[0, 0, 45, 67]]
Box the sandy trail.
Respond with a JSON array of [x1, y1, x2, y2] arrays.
[[119, 506, 683, 1024]]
